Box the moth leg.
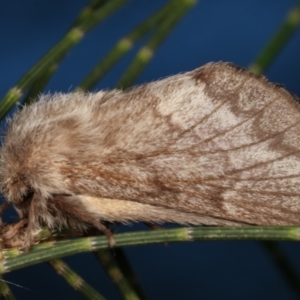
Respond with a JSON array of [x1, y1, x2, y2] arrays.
[[0, 203, 29, 249], [2, 238, 25, 249], [144, 222, 162, 230], [2, 218, 28, 240], [90, 220, 115, 247], [53, 194, 115, 247], [21, 192, 50, 250], [0, 219, 28, 249]]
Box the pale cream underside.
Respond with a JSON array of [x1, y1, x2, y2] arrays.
[[80, 196, 240, 226]]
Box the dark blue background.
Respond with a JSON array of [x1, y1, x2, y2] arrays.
[[1, 1, 300, 299]]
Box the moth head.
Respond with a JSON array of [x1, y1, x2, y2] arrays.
[[0, 148, 37, 218], [0, 130, 91, 236], [0, 126, 64, 225]]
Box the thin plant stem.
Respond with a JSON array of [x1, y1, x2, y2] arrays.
[[0, 278, 16, 300], [249, 3, 300, 74], [22, 64, 58, 105], [109, 248, 146, 300], [94, 250, 142, 300], [116, 0, 196, 89], [21, 0, 108, 104], [1, 226, 300, 274], [261, 241, 300, 299], [48, 258, 106, 300], [0, 0, 128, 120], [78, 1, 171, 91], [73, 0, 107, 27]]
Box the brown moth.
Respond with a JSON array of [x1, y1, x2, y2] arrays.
[[1, 62, 300, 248]]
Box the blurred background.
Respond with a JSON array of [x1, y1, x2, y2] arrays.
[[1, 0, 300, 299]]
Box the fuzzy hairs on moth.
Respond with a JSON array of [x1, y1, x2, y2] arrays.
[[1, 61, 300, 249]]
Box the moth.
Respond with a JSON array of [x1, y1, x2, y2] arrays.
[[1, 62, 300, 248]]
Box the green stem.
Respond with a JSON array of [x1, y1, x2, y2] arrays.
[[94, 250, 141, 300], [0, 278, 16, 300], [21, 0, 107, 105], [0, 0, 128, 120], [116, 0, 196, 89], [79, 2, 171, 91], [261, 242, 300, 299], [23, 64, 58, 105], [73, 0, 107, 27], [109, 248, 146, 300], [249, 3, 300, 74], [48, 259, 106, 300], [1, 226, 300, 274]]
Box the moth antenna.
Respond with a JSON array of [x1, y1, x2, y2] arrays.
[[0, 278, 36, 293]]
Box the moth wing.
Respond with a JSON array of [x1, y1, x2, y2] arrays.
[[82, 62, 300, 226]]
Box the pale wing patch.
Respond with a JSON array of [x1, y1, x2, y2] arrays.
[[224, 151, 300, 178]]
